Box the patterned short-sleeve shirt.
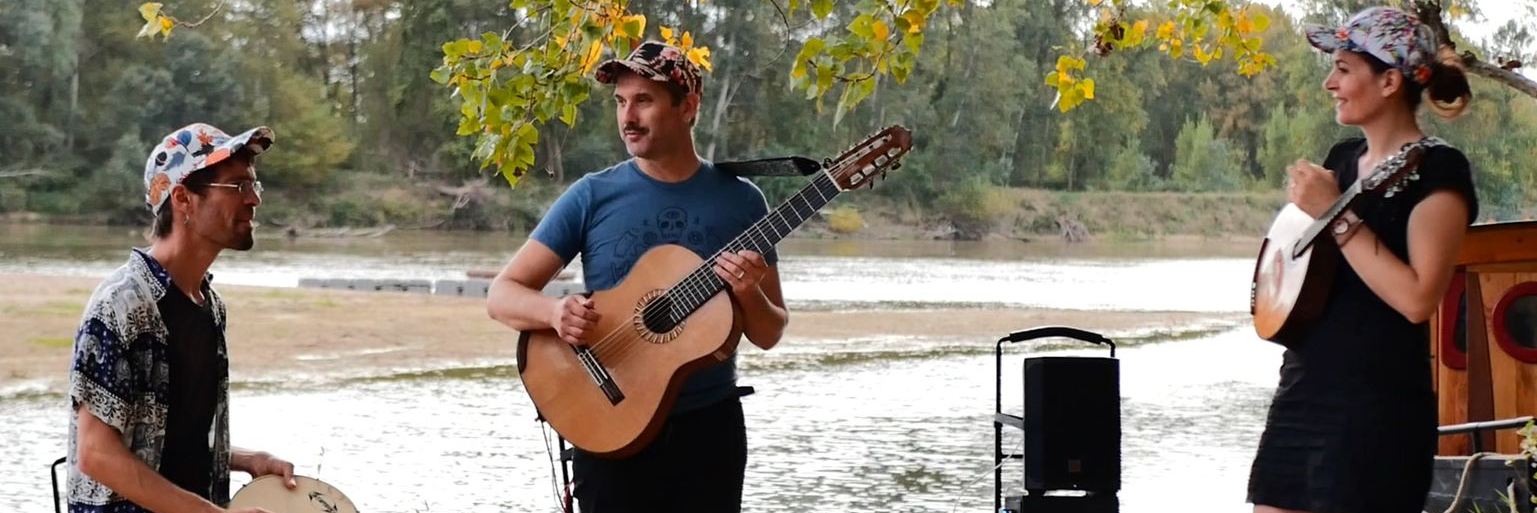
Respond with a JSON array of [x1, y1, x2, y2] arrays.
[[67, 249, 231, 512]]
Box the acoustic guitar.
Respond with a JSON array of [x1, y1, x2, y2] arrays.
[[517, 125, 914, 457], [1251, 139, 1435, 346]]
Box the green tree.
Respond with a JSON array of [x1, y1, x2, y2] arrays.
[[1171, 116, 1248, 191]]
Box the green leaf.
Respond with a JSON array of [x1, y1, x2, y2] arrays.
[[812, 0, 834, 19], [457, 117, 478, 136], [561, 104, 578, 126], [792, 38, 826, 79], [816, 61, 836, 95], [622, 18, 643, 38], [1252, 13, 1270, 33], [848, 14, 876, 40], [904, 33, 925, 54], [891, 53, 913, 83]]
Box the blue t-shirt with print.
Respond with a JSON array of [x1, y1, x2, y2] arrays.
[[529, 159, 777, 415]]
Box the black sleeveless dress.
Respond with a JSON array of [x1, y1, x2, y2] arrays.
[[1247, 137, 1479, 513]]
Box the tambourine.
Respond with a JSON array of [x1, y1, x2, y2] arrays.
[[228, 475, 358, 513]]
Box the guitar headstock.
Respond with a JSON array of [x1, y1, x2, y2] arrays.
[[1361, 144, 1427, 193], [824, 125, 913, 191]]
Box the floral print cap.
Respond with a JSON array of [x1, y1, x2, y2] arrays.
[[143, 123, 273, 213], [1304, 6, 1440, 84], [595, 41, 703, 96]]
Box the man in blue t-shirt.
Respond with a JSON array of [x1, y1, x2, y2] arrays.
[[486, 40, 789, 512]]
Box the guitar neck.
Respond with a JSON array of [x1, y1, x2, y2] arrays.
[[667, 172, 842, 314]]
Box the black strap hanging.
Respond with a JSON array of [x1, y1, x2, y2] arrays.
[[715, 156, 822, 177]]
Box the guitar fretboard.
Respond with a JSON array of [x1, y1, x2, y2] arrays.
[[646, 171, 842, 327]]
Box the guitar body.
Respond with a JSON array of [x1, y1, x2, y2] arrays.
[[514, 125, 913, 458], [516, 244, 742, 458], [1252, 203, 1340, 346]]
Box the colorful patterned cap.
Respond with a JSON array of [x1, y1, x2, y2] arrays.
[[143, 123, 273, 212], [594, 41, 703, 96], [1304, 7, 1439, 84]]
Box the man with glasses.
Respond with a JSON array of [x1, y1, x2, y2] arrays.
[[67, 123, 295, 513]]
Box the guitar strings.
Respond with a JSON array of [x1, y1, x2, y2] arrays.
[[585, 171, 842, 365]]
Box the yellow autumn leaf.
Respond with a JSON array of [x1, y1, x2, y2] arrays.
[[158, 15, 174, 38], [873, 20, 890, 40], [661, 26, 675, 45], [1054, 55, 1084, 75], [1237, 14, 1255, 35], [1080, 79, 1095, 100], [1156, 21, 1175, 40], [1125, 20, 1147, 46], [1447, 1, 1467, 18], [136, 19, 159, 38], [688, 46, 713, 71], [580, 40, 603, 75], [681, 31, 694, 50], [1087, 0, 1102, 5], [1193, 44, 1211, 65], [138, 3, 163, 22], [902, 10, 925, 34]]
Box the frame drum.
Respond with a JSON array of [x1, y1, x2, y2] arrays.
[[228, 475, 358, 513]]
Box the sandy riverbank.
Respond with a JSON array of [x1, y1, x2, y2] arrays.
[[1, 273, 1245, 394]]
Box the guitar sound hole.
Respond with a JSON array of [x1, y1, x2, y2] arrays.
[[642, 296, 678, 333]]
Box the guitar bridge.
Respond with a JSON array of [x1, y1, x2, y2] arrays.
[[572, 345, 624, 405]]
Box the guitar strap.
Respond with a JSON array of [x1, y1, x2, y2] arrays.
[[715, 156, 822, 177], [1381, 136, 1447, 198]]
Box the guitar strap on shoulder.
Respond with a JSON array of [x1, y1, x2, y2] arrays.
[[1384, 136, 1448, 197], [715, 156, 823, 177]]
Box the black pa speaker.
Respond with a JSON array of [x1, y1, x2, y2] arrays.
[[1022, 355, 1120, 492]]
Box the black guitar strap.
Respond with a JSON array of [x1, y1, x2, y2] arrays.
[[715, 156, 822, 177]]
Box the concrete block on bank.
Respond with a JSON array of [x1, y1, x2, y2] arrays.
[[462, 279, 491, 298], [433, 280, 465, 296], [377, 279, 431, 294], [542, 281, 585, 298]]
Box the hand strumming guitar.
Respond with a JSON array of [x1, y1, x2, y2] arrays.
[[1286, 158, 1341, 219], [550, 294, 601, 346]]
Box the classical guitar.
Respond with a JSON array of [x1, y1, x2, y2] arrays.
[[1251, 139, 1435, 346], [517, 125, 914, 457]]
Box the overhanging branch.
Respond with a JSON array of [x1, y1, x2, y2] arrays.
[[1413, 0, 1537, 100]]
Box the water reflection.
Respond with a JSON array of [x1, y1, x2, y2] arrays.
[[1, 329, 1282, 512]]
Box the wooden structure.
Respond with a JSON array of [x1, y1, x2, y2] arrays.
[[1432, 221, 1537, 455]]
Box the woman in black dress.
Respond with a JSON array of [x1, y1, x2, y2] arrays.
[[1248, 6, 1478, 513]]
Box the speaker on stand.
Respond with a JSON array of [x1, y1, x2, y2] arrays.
[[993, 326, 1120, 513]]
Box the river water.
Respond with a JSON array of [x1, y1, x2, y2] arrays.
[[0, 224, 1278, 512]]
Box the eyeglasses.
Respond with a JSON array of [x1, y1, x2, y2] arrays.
[[203, 180, 264, 198]]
